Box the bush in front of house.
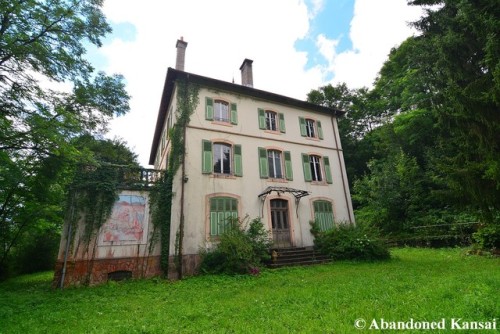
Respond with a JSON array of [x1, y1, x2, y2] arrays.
[[311, 221, 391, 261], [472, 223, 500, 254], [200, 217, 272, 275]]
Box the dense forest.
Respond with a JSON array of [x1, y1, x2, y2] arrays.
[[308, 0, 500, 248], [1, 0, 499, 278]]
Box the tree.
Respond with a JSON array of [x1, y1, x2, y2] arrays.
[[0, 0, 131, 277], [407, 0, 500, 221], [307, 84, 382, 186]]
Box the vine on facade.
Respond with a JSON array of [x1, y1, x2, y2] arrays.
[[149, 79, 199, 277]]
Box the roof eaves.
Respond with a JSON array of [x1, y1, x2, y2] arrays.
[[148, 68, 345, 165]]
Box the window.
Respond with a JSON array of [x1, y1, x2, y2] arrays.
[[214, 100, 229, 122], [202, 140, 242, 176], [205, 97, 237, 124], [259, 148, 293, 180], [214, 143, 231, 174], [268, 150, 283, 179], [313, 200, 334, 231], [301, 154, 332, 183], [310, 155, 322, 181], [299, 117, 323, 139], [266, 111, 277, 131], [210, 197, 238, 236], [258, 108, 286, 132], [306, 119, 315, 137]]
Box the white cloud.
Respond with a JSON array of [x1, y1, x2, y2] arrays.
[[99, 0, 321, 166], [316, 33, 339, 64], [96, 0, 424, 166], [331, 0, 424, 88]]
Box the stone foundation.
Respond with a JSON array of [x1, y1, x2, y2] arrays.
[[167, 254, 201, 280], [52, 255, 161, 288]]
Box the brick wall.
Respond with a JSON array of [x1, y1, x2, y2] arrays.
[[52, 255, 161, 288]]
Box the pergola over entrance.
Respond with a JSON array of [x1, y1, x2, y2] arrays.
[[258, 186, 310, 217]]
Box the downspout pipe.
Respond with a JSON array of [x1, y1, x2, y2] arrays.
[[331, 117, 354, 224], [177, 110, 187, 279]]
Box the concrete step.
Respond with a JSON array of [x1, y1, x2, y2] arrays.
[[267, 247, 332, 268]]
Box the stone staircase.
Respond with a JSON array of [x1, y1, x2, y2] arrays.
[[267, 247, 332, 268]]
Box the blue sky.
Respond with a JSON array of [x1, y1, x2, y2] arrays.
[[91, 0, 424, 166], [296, 0, 354, 76]]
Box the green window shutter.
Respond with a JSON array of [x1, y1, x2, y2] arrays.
[[202, 140, 213, 174], [258, 147, 269, 178], [258, 108, 266, 129], [234, 144, 243, 176], [299, 117, 307, 136], [317, 121, 324, 139], [313, 200, 334, 231], [324, 156, 333, 184], [230, 103, 238, 125], [279, 113, 286, 133], [284, 151, 293, 181], [205, 97, 214, 120], [302, 153, 312, 181]]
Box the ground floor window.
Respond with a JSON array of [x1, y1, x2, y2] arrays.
[[313, 200, 334, 231], [209, 197, 238, 236]]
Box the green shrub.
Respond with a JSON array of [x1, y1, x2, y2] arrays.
[[311, 221, 390, 261], [472, 223, 500, 251], [200, 217, 272, 275]]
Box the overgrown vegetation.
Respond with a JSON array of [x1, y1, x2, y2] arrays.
[[311, 221, 390, 261], [307, 0, 500, 251], [149, 80, 200, 277], [0, 248, 497, 333], [200, 217, 272, 275], [0, 1, 130, 279]]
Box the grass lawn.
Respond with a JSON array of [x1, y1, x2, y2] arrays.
[[0, 248, 498, 333]]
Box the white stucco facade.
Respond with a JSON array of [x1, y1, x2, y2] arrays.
[[152, 80, 355, 259]]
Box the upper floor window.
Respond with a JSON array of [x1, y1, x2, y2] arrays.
[[268, 150, 283, 179], [301, 153, 332, 183], [310, 155, 322, 181], [266, 111, 277, 131], [214, 100, 229, 122], [202, 140, 242, 176], [214, 143, 231, 174], [258, 108, 286, 133], [258, 148, 293, 180], [306, 119, 315, 137], [299, 117, 323, 139], [206, 97, 238, 125]]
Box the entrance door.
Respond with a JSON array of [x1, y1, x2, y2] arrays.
[[270, 199, 291, 248]]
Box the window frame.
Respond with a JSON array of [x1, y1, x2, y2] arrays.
[[313, 199, 335, 232], [214, 100, 230, 123], [266, 110, 277, 131], [258, 108, 286, 133], [208, 196, 239, 237], [259, 147, 293, 181], [213, 143, 232, 175], [206, 97, 238, 125], [299, 117, 324, 140], [301, 153, 332, 183], [310, 155, 322, 182], [267, 149, 283, 179], [202, 140, 242, 177]]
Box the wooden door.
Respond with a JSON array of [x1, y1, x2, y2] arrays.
[[270, 199, 291, 248]]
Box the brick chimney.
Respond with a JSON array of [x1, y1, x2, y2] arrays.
[[239, 58, 253, 87], [175, 37, 188, 71]]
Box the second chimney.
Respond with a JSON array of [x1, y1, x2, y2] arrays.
[[240, 58, 253, 87], [175, 37, 188, 71]]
